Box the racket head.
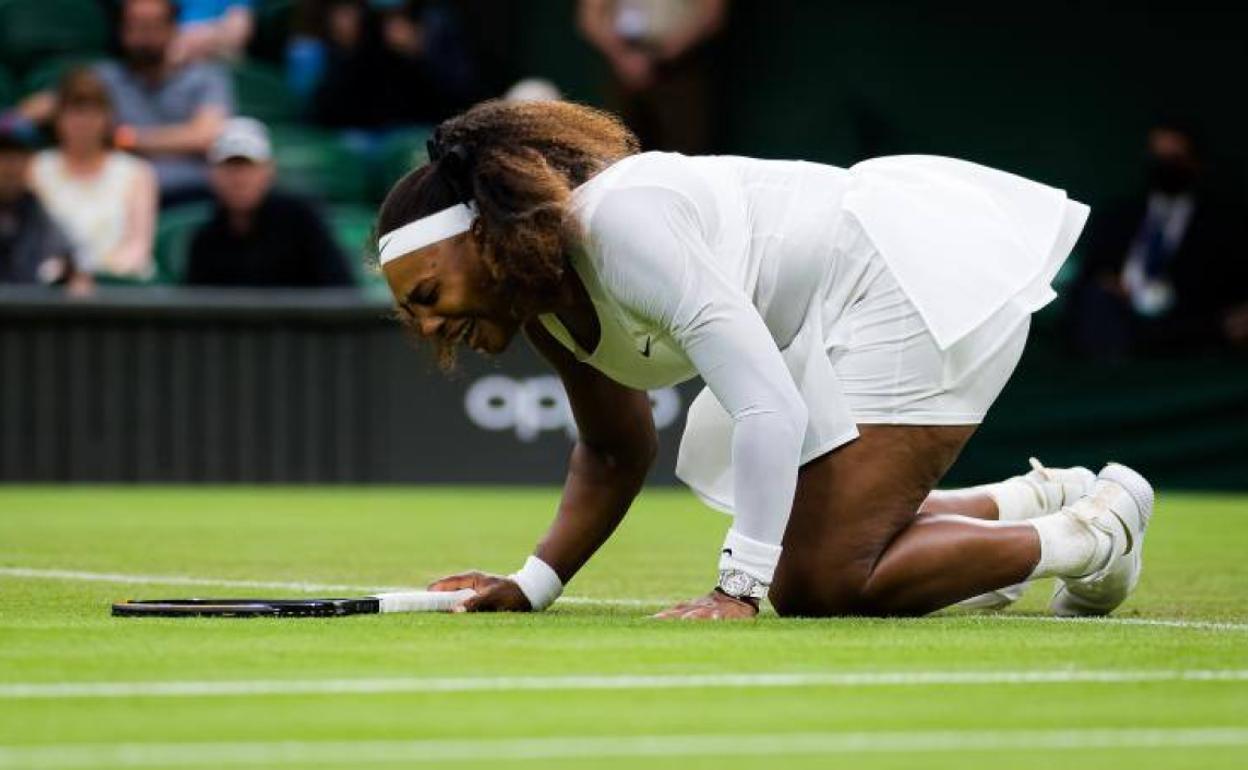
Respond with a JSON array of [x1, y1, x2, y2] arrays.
[[111, 597, 380, 618]]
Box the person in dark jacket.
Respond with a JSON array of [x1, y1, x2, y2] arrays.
[[1071, 120, 1248, 356], [0, 127, 78, 287], [185, 117, 353, 287]]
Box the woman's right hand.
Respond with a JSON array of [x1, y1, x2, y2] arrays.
[[427, 571, 533, 613]]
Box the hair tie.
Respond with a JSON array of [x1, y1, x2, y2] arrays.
[[427, 128, 473, 204]]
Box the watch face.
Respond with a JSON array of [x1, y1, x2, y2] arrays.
[[721, 571, 753, 597]]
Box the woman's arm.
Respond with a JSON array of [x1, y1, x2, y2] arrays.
[[529, 321, 658, 578], [101, 161, 157, 278], [586, 185, 809, 618], [428, 320, 658, 611]]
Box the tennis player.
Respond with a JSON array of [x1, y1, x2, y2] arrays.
[[376, 100, 1154, 620]]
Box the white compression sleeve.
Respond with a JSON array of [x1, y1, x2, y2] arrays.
[[589, 186, 808, 583]]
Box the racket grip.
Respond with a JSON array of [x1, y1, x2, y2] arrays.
[[373, 589, 476, 613]]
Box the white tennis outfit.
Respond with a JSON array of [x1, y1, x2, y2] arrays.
[[538, 152, 1088, 584]]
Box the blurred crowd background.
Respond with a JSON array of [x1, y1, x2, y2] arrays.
[[1, 0, 1246, 486]]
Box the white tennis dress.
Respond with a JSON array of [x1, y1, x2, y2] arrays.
[[538, 152, 1088, 583]]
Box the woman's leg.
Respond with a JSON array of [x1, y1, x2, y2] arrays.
[[770, 424, 1043, 617], [919, 487, 999, 520], [922, 461, 1098, 522]]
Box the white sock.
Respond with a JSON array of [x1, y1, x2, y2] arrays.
[[1027, 512, 1111, 579], [980, 478, 1044, 522]]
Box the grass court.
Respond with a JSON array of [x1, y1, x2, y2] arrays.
[[1, 486, 1246, 768]]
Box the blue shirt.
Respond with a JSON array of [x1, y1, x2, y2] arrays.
[[179, 0, 253, 25], [93, 60, 234, 195]]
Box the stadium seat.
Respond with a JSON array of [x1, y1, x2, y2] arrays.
[[0, 65, 16, 109], [372, 126, 433, 201], [269, 124, 371, 204], [21, 56, 102, 97], [229, 60, 299, 125], [0, 0, 108, 71], [325, 202, 387, 294], [153, 202, 213, 284], [232, 61, 303, 125]]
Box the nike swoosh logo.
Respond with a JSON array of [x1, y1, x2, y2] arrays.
[[640, 337, 652, 358], [721, 548, 732, 557]]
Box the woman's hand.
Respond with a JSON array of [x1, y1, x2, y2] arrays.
[[653, 588, 759, 620], [427, 571, 532, 613]]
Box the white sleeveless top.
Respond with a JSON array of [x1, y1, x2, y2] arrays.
[[30, 150, 150, 277], [540, 152, 1087, 568]]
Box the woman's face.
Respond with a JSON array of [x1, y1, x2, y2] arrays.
[[382, 233, 524, 358], [56, 103, 111, 153]]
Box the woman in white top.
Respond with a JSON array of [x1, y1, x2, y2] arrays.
[[29, 69, 157, 283], [377, 101, 1156, 620]]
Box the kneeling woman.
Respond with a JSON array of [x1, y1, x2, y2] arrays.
[[376, 100, 1154, 620]]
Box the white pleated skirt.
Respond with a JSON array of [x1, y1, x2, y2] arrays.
[[676, 155, 1090, 514]]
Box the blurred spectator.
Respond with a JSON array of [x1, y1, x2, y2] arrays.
[[20, 0, 233, 204], [1071, 120, 1248, 356], [504, 78, 562, 103], [29, 69, 157, 284], [304, 0, 479, 132], [185, 118, 352, 287], [170, 0, 257, 64], [0, 127, 78, 288], [578, 0, 725, 153]]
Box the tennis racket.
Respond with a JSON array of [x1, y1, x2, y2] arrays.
[[111, 590, 476, 618]]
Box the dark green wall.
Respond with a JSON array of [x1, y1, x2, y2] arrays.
[[511, 1, 1248, 212]]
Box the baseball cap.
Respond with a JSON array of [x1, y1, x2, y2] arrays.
[[209, 117, 273, 164]]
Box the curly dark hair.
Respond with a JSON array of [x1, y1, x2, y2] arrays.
[[376, 100, 640, 320]]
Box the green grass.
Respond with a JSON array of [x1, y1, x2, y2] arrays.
[[1, 487, 1246, 769]]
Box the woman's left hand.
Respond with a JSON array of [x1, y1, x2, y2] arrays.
[[653, 589, 759, 620]]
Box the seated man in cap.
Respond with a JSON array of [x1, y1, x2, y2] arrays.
[[185, 117, 354, 287]]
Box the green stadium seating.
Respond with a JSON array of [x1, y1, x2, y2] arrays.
[[232, 61, 303, 125], [372, 126, 433, 201], [0, 0, 108, 71], [0, 64, 16, 108], [269, 124, 371, 203], [153, 202, 213, 284], [325, 202, 386, 293], [20, 56, 102, 98]]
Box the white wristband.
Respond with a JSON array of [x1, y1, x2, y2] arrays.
[[509, 555, 563, 611], [718, 529, 783, 584]]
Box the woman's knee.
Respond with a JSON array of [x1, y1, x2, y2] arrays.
[[769, 562, 929, 618], [769, 573, 878, 618]]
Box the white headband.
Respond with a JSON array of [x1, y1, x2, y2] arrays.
[[377, 203, 476, 265]]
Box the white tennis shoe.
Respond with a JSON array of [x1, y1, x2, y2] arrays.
[[1050, 463, 1154, 617], [1021, 457, 1098, 514], [958, 458, 1096, 611]]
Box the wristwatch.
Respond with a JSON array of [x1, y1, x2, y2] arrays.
[[717, 569, 768, 602]]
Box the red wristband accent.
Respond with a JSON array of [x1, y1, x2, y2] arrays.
[[114, 125, 138, 150]]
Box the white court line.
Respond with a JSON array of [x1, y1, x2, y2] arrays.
[[2, 728, 1247, 767], [3, 566, 1248, 630], [3, 669, 1248, 700], [0, 567, 663, 607], [990, 613, 1248, 633]]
